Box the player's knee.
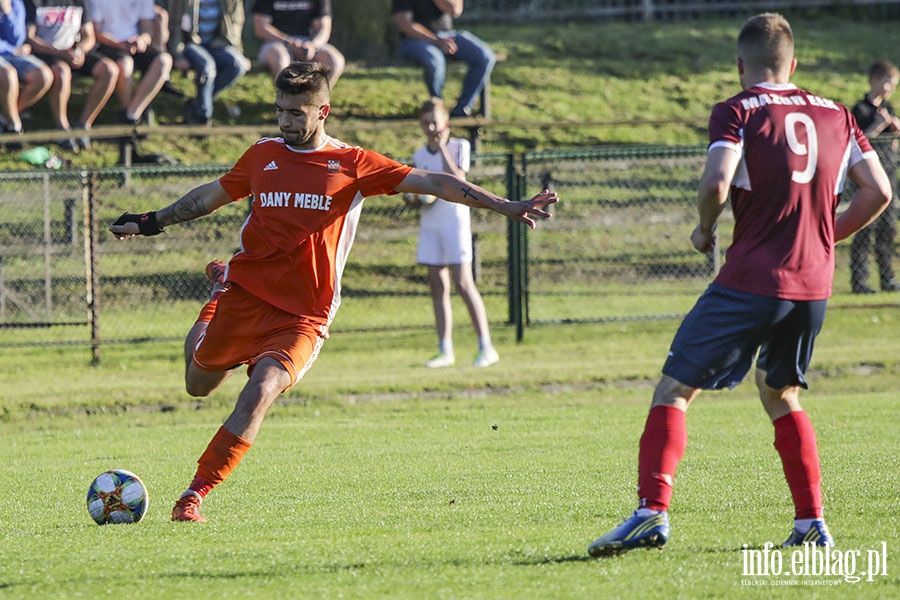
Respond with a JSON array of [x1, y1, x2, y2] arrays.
[[185, 379, 213, 398], [184, 368, 217, 397], [652, 375, 695, 409]]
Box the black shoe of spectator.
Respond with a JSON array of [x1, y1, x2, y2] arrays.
[[182, 100, 210, 126], [852, 284, 877, 294], [450, 106, 472, 118], [881, 280, 900, 292], [118, 109, 139, 126], [182, 100, 194, 124], [132, 147, 178, 165], [161, 80, 185, 99]]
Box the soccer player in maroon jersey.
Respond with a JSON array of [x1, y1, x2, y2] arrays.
[[588, 13, 892, 556]]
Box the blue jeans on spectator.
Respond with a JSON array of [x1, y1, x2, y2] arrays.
[[398, 30, 495, 117], [182, 43, 247, 122]]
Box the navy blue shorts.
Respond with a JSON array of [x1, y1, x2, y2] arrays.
[[662, 284, 827, 390]]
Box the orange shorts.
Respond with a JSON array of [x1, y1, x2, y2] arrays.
[[191, 284, 328, 388]]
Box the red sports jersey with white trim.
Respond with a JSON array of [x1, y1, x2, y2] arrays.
[[709, 82, 875, 300], [218, 136, 412, 325]]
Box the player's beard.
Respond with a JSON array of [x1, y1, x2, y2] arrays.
[[282, 127, 316, 149]]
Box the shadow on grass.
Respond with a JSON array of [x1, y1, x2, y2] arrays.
[[512, 554, 597, 565]]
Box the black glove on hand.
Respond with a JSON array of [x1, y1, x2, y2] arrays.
[[112, 211, 164, 236]]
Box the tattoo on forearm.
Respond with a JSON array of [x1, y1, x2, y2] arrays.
[[461, 186, 478, 201], [158, 189, 209, 226]]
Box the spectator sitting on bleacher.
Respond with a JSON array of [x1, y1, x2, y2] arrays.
[[392, 0, 495, 118], [151, 1, 187, 99], [25, 0, 119, 151], [165, 0, 248, 125], [251, 0, 343, 88], [0, 0, 52, 136], [85, 0, 172, 126]]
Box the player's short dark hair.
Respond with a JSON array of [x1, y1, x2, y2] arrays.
[[275, 61, 332, 102], [737, 13, 793, 73], [868, 59, 900, 81]]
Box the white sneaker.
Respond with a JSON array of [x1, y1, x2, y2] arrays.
[[472, 347, 499, 368], [425, 352, 455, 368]]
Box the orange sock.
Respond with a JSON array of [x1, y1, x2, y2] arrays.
[[190, 426, 252, 497]]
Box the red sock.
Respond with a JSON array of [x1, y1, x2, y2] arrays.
[[773, 411, 823, 519], [637, 405, 687, 511], [187, 476, 214, 499], [190, 427, 252, 498]]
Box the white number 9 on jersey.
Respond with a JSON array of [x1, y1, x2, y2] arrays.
[[785, 113, 818, 184]]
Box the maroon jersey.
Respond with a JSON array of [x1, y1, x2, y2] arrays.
[[709, 82, 875, 300]]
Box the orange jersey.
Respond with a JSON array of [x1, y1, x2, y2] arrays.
[[218, 136, 413, 327]]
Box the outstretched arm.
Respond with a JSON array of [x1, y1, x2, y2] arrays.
[[396, 169, 557, 229], [109, 181, 235, 239]]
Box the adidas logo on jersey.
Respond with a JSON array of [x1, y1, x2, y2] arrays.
[[263, 161, 278, 171]]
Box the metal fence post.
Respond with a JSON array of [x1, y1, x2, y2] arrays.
[[42, 173, 52, 320], [471, 232, 480, 283], [83, 170, 100, 365], [520, 173, 530, 331], [507, 171, 529, 343], [505, 153, 515, 323]]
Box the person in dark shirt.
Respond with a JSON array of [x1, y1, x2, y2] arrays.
[[252, 0, 343, 87], [392, 0, 494, 117], [849, 59, 900, 293]]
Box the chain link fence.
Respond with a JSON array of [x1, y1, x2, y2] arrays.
[[520, 146, 713, 325], [0, 170, 90, 336], [519, 140, 900, 327], [1, 142, 897, 358]]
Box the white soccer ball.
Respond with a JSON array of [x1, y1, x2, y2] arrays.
[[86, 469, 149, 525]]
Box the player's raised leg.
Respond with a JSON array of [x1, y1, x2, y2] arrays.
[[173, 358, 290, 522]]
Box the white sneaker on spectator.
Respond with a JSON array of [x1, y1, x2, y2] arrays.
[[425, 352, 455, 368], [473, 347, 499, 368]]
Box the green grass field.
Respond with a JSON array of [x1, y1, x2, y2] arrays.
[[3, 12, 900, 599], [1, 311, 899, 598]]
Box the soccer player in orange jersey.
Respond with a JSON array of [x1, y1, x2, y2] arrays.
[[109, 61, 558, 523]]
